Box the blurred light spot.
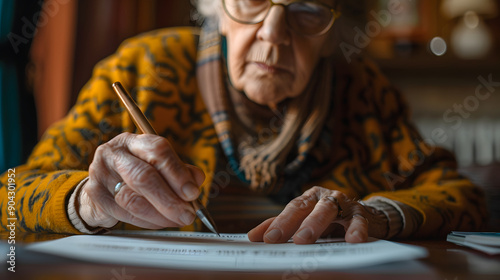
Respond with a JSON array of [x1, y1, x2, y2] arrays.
[[464, 11, 480, 29], [430, 37, 447, 56]]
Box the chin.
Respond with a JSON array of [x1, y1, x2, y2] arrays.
[[244, 87, 287, 106], [243, 78, 295, 106]]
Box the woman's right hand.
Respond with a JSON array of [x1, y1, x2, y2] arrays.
[[77, 132, 205, 229]]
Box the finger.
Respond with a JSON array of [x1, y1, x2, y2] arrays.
[[186, 164, 206, 187], [89, 141, 127, 193], [99, 194, 169, 229], [127, 134, 201, 201], [84, 183, 171, 229], [345, 214, 369, 243], [79, 182, 119, 228], [262, 190, 320, 243], [247, 217, 276, 242], [110, 149, 196, 226], [292, 196, 341, 244], [114, 183, 185, 228]]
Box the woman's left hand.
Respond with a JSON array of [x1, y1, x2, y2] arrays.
[[247, 187, 389, 244]]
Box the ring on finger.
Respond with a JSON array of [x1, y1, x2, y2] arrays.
[[114, 182, 126, 197]]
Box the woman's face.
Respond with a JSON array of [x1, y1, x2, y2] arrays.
[[220, 0, 336, 107]]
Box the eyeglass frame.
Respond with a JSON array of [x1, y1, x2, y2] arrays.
[[221, 0, 341, 36]]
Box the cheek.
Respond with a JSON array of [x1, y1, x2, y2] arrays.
[[228, 49, 246, 89], [225, 27, 257, 89], [293, 40, 325, 86]]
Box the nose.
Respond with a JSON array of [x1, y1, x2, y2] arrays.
[[256, 5, 291, 46]]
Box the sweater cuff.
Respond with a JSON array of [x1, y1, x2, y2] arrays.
[[365, 196, 422, 238], [363, 199, 402, 239], [67, 177, 106, 234], [49, 171, 90, 234]]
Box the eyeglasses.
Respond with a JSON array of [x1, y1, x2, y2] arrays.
[[222, 0, 341, 36]]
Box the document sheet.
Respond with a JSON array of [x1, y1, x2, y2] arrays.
[[27, 231, 428, 271], [447, 231, 500, 255]]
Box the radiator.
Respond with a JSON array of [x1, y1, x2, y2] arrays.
[[414, 118, 500, 167]]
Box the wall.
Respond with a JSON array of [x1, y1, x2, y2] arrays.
[[31, 0, 194, 138]]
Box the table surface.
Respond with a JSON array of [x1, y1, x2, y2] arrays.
[[1, 232, 500, 280]]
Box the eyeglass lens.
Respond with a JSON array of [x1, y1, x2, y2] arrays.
[[223, 0, 335, 35]]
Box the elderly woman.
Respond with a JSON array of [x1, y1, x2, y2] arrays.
[[0, 0, 487, 243]]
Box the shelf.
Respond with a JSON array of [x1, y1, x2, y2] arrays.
[[375, 54, 500, 74]]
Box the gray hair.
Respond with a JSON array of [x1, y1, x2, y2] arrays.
[[192, 0, 222, 19]]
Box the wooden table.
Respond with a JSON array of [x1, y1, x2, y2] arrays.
[[2, 233, 500, 280]]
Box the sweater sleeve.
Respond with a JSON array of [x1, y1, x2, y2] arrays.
[[365, 149, 489, 238], [1, 27, 212, 234], [360, 60, 489, 238]]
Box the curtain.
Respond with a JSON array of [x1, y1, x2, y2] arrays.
[[0, 0, 21, 173], [0, 0, 39, 173]]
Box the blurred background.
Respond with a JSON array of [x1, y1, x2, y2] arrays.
[[1, 1, 500, 224]]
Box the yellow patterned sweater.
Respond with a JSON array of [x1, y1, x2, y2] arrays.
[[0, 27, 488, 237]]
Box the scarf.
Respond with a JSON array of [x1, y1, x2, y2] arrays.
[[196, 18, 334, 201]]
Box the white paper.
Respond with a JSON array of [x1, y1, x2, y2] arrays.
[[451, 231, 500, 247], [27, 231, 428, 271], [447, 232, 500, 255]]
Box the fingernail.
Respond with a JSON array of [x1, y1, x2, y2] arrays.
[[351, 230, 363, 241], [180, 211, 195, 225], [265, 229, 282, 243], [182, 182, 200, 200], [296, 228, 313, 241]]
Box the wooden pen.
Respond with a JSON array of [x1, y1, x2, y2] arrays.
[[112, 82, 220, 236]]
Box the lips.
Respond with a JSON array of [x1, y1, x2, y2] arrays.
[[254, 62, 293, 75]]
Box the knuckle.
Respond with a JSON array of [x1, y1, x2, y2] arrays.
[[304, 186, 330, 200], [109, 132, 131, 146], [320, 196, 339, 209], [117, 131, 133, 140], [84, 183, 102, 201], [142, 137, 183, 171], [127, 165, 155, 185], [89, 153, 107, 178], [94, 143, 107, 155], [311, 186, 322, 192], [92, 144, 111, 165], [289, 195, 315, 210], [120, 132, 133, 138], [147, 136, 171, 154], [112, 151, 132, 174], [92, 142, 125, 174], [306, 186, 322, 194], [329, 190, 343, 197], [120, 192, 150, 216], [334, 190, 350, 201]]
